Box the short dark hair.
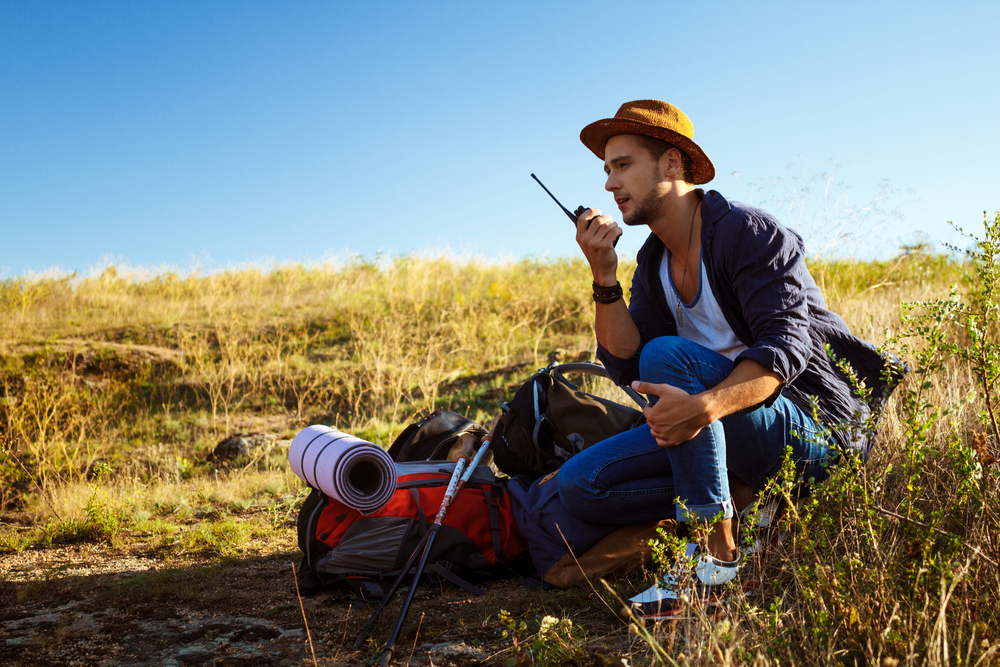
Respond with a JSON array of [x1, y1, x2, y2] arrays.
[[634, 135, 694, 183]]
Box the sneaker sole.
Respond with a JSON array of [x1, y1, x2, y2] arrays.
[[627, 588, 731, 621]]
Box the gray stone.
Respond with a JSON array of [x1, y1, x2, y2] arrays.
[[209, 433, 278, 462], [424, 641, 490, 660]]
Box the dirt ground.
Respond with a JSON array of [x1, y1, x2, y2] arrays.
[[1, 539, 635, 666]]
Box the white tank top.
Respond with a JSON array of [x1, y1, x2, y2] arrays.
[[660, 249, 748, 360]]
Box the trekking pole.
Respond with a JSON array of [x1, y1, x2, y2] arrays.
[[354, 443, 471, 649], [378, 430, 495, 667]]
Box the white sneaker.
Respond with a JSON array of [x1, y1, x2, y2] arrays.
[[740, 499, 785, 556], [740, 497, 808, 557], [627, 543, 740, 620]]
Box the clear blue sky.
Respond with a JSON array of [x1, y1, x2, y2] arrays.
[[2, 1, 998, 277]]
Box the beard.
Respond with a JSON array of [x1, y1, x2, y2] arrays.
[[623, 187, 668, 227], [622, 163, 666, 227]]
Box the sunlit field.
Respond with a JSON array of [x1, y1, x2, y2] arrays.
[[2, 215, 999, 666]]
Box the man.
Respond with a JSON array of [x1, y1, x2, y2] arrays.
[[557, 99, 900, 617]]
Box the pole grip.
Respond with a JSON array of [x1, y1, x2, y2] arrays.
[[456, 432, 476, 464]]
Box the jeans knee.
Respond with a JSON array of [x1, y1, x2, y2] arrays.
[[556, 458, 604, 519], [639, 336, 686, 383], [556, 459, 585, 499]]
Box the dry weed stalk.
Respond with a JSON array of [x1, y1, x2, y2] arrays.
[[291, 563, 319, 667]]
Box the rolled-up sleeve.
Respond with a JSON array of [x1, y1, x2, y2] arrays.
[[596, 244, 673, 386], [596, 342, 638, 386], [595, 272, 646, 386], [727, 217, 812, 386]]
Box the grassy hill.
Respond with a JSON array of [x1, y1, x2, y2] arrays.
[[2, 219, 999, 666]]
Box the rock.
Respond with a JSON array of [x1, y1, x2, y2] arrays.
[[231, 626, 282, 642], [424, 641, 491, 659], [176, 649, 214, 665], [209, 434, 278, 462]]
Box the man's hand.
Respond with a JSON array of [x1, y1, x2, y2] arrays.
[[631, 380, 711, 448], [576, 208, 622, 285], [631, 360, 782, 448]]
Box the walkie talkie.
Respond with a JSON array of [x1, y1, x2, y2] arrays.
[[531, 174, 618, 247]]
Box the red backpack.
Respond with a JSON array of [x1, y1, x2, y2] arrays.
[[296, 461, 529, 598]]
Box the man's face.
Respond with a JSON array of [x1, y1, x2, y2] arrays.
[[603, 134, 667, 227]]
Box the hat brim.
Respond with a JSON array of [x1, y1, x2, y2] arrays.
[[580, 118, 715, 185]]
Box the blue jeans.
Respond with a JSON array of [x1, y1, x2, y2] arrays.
[[558, 337, 832, 524]]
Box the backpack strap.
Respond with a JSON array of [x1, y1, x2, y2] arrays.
[[296, 556, 324, 597], [428, 563, 485, 596], [301, 492, 329, 573], [483, 486, 505, 563], [531, 415, 573, 462], [327, 575, 393, 601], [387, 489, 428, 574], [410, 488, 428, 535], [532, 378, 543, 421], [391, 514, 421, 573]]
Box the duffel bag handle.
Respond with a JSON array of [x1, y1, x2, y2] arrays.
[[547, 361, 647, 409]]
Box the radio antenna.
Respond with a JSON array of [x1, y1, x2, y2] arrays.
[[531, 173, 579, 224]]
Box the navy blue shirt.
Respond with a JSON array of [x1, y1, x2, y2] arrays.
[[596, 190, 902, 458]]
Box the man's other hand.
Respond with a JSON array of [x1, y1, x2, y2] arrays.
[[576, 208, 622, 285], [631, 380, 710, 448]]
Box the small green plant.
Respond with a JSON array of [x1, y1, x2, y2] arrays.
[[177, 517, 265, 557], [90, 460, 112, 480], [265, 493, 298, 528], [173, 456, 194, 482], [941, 212, 1000, 445], [649, 525, 687, 574], [84, 485, 125, 542], [499, 610, 590, 667], [0, 526, 30, 553], [0, 445, 28, 510]]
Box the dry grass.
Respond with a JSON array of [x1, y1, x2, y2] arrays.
[[2, 236, 999, 666]]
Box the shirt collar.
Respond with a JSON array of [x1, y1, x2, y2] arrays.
[[636, 189, 731, 260], [699, 190, 731, 241]]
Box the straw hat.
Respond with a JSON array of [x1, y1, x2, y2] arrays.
[[580, 100, 715, 184]]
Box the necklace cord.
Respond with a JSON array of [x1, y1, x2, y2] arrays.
[[676, 200, 701, 328]]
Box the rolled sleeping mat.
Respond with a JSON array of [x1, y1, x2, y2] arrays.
[[289, 425, 397, 514]]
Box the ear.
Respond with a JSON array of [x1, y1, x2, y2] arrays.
[[660, 147, 684, 180]]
